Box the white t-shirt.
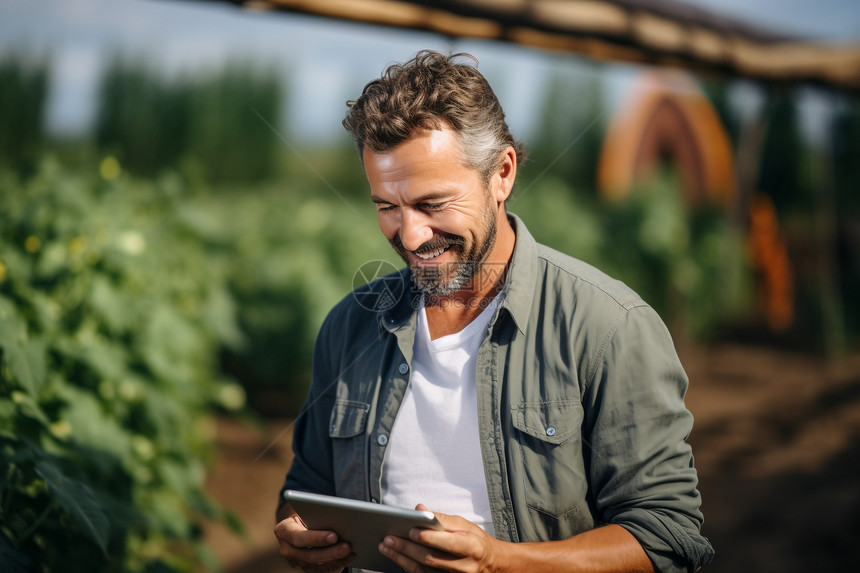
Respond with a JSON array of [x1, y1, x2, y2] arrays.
[[380, 297, 499, 537]]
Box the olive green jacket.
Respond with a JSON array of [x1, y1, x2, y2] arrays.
[[282, 215, 714, 572]]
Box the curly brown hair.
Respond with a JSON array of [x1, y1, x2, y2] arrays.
[[343, 50, 526, 184]]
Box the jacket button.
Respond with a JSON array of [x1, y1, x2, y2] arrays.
[[398, 363, 409, 374], [377, 433, 389, 446], [545, 426, 556, 437]]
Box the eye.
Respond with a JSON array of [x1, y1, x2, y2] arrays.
[[419, 202, 445, 211], [376, 204, 397, 213]]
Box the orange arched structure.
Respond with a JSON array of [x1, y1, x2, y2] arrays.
[[597, 70, 736, 208], [597, 71, 794, 331]]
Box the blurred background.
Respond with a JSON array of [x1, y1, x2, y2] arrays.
[[1, 0, 858, 571]]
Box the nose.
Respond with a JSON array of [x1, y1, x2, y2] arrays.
[[398, 208, 434, 251]]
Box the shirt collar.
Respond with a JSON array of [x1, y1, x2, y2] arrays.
[[498, 213, 537, 335]]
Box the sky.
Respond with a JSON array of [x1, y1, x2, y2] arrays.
[[0, 0, 858, 142]]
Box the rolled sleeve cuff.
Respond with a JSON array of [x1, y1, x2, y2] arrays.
[[615, 510, 714, 572]]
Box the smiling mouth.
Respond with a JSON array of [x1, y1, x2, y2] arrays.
[[414, 246, 450, 260], [392, 233, 464, 263]]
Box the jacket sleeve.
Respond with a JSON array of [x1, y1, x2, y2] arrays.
[[277, 310, 339, 509], [582, 304, 714, 572]]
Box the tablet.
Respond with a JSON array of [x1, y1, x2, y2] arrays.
[[283, 490, 443, 573]]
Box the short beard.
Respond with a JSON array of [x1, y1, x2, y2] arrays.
[[392, 206, 498, 296]]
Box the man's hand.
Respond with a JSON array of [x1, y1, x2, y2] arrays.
[[274, 503, 356, 572], [375, 504, 654, 573], [377, 504, 506, 573]]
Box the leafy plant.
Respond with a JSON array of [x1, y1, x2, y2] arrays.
[[512, 173, 752, 338], [176, 180, 398, 416], [0, 160, 245, 571]]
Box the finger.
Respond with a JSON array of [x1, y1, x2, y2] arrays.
[[276, 520, 339, 548], [410, 519, 495, 565], [407, 505, 483, 557], [415, 502, 451, 521], [409, 528, 477, 560], [288, 541, 354, 564], [413, 504, 466, 531], [380, 535, 458, 572], [276, 525, 353, 569], [379, 537, 428, 573]]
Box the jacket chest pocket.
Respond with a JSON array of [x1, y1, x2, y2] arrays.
[[329, 400, 369, 500], [510, 400, 592, 538]]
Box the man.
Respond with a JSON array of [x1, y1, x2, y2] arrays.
[[275, 50, 713, 573]]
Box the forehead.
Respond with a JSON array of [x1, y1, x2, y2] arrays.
[[364, 128, 460, 171], [363, 128, 480, 199]]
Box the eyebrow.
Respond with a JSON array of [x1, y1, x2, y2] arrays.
[[370, 192, 451, 205]]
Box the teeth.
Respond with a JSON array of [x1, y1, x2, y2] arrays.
[[416, 247, 446, 260]]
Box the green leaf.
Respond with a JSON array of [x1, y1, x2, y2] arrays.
[[0, 531, 36, 573], [200, 285, 245, 350], [146, 491, 190, 538], [88, 275, 134, 334], [3, 340, 46, 396], [34, 461, 109, 557], [0, 399, 15, 437], [0, 303, 46, 396], [221, 506, 245, 536], [2, 436, 40, 465], [55, 384, 132, 464], [140, 304, 201, 383], [8, 393, 50, 429], [0, 295, 21, 325], [35, 241, 67, 278]]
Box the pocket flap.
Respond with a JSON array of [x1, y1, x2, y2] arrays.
[[511, 400, 583, 445], [328, 400, 369, 439]]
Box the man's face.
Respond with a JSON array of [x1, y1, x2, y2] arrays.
[[363, 128, 501, 296]]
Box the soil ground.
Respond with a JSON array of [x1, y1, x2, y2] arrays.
[[203, 343, 860, 572]]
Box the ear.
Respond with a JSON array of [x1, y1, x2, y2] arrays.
[[491, 146, 517, 205]]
